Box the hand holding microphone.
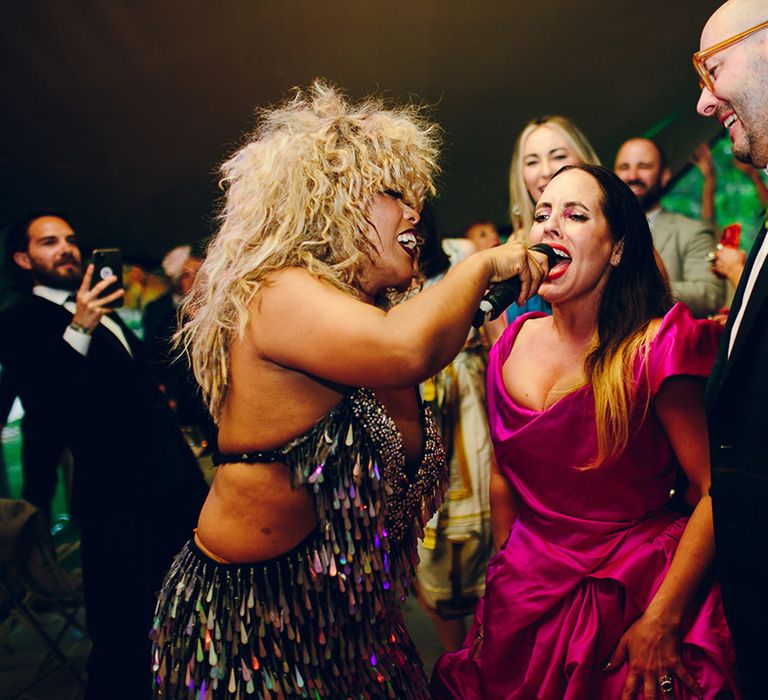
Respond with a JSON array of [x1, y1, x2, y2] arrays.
[[472, 243, 560, 328]]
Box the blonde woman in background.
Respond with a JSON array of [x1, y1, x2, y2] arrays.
[[506, 116, 601, 323], [509, 115, 601, 239], [150, 82, 549, 699]]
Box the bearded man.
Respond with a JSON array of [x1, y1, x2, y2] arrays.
[[0, 212, 208, 699], [695, 1, 768, 695], [614, 137, 724, 317]]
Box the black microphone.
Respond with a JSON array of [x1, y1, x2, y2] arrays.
[[472, 243, 561, 328]]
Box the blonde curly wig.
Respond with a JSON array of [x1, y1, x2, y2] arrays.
[[178, 81, 441, 420]]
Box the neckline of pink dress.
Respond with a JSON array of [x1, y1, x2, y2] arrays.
[[495, 311, 589, 415], [433, 303, 738, 699]]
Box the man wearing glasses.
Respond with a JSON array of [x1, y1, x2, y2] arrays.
[[695, 1, 768, 695]]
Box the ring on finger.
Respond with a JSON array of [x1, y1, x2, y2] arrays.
[[658, 673, 674, 694]]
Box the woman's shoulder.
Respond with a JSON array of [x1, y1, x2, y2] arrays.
[[251, 267, 353, 308], [643, 302, 723, 395], [259, 266, 326, 287], [491, 310, 549, 364], [650, 302, 723, 351]]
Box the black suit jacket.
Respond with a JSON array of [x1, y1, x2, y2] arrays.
[[706, 225, 768, 599], [0, 294, 207, 523], [143, 292, 215, 441], [142, 293, 175, 370]]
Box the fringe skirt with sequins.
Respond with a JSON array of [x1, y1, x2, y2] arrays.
[[150, 538, 431, 699]]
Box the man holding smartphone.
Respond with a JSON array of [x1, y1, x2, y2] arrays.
[[1, 212, 208, 699]]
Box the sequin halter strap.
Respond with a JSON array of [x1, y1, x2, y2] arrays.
[[211, 393, 354, 467], [211, 447, 283, 466]]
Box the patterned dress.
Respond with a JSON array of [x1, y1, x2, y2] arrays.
[[416, 238, 495, 617], [151, 388, 446, 699]]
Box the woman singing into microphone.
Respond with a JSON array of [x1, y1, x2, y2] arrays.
[[150, 82, 547, 699], [433, 165, 739, 699]]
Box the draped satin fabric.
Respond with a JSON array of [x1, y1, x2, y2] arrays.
[[432, 303, 739, 699]]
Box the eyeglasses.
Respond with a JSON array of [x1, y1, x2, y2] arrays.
[[692, 19, 768, 92]]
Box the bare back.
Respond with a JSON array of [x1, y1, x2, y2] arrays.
[[196, 273, 426, 563]]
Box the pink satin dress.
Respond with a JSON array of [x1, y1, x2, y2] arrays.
[[432, 304, 739, 699]]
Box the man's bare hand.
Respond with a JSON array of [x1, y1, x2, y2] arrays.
[[71, 263, 124, 332]]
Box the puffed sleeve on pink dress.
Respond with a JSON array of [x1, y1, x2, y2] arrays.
[[432, 303, 739, 699]]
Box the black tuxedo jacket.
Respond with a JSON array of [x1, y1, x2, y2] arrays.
[[143, 292, 215, 440], [142, 292, 175, 367], [0, 294, 207, 522], [706, 225, 768, 592]]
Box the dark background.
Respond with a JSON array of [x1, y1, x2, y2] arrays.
[[0, 0, 723, 263]]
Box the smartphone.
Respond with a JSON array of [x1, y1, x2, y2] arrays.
[[90, 248, 124, 308]]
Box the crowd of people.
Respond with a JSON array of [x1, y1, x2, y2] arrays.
[[1, 0, 768, 698]]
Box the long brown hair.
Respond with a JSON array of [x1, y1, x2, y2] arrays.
[[554, 164, 673, 466]]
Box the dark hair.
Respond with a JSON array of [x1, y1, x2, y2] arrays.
[[551, 164, 673, 465], [417, 201, 450, 279], [5, 210, 74, 256], [566, 164, 673, 341], [622, 137, 667, 172], [3, 210, 75, 290]]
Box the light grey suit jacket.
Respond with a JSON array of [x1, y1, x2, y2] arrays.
[[651, 209, 725, 318]]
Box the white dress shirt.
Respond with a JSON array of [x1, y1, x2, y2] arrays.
[[727, 232, 768, 358], [33, 285, 133, 357]]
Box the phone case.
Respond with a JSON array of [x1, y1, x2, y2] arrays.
[[90, 248, 124, 308]]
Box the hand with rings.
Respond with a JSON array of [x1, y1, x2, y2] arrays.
[[603, 612, 703, 699], [658, 673, 674, 695]]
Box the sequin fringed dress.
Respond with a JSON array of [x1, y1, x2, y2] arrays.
[[151, 388, 447, 699]]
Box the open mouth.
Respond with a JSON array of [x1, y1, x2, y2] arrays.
[[397, 231, 418, 259], [547, 244, 572, 280], [720, 110, 741, 143]]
